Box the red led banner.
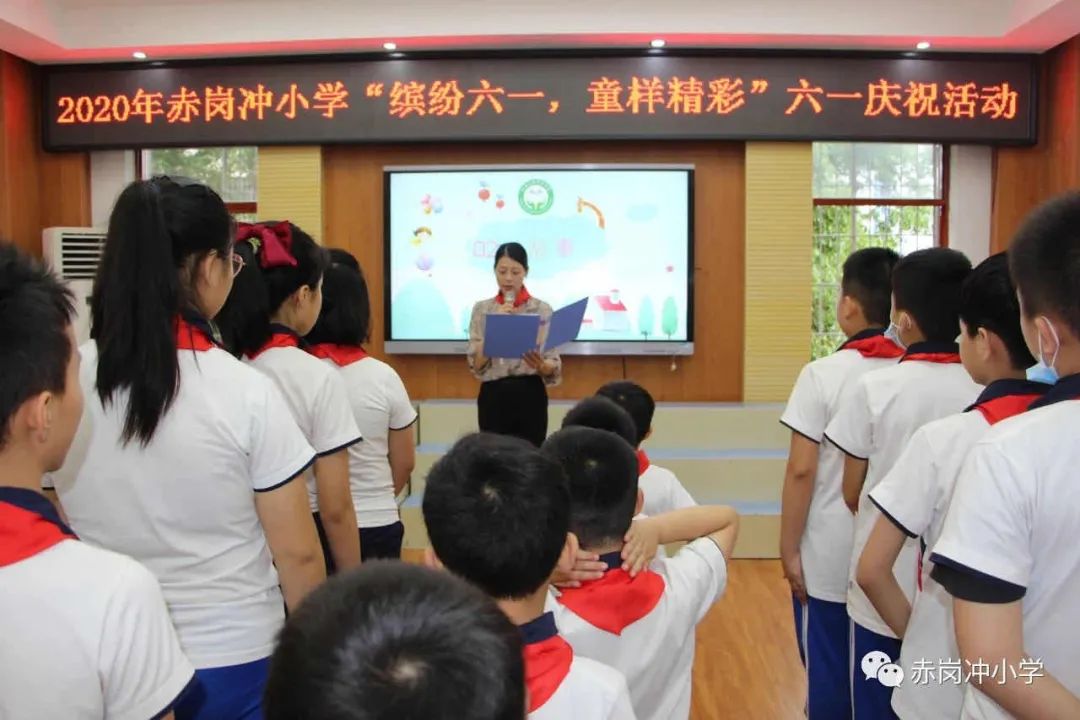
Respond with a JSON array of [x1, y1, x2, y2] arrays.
[[42, 54, 1037, 149]]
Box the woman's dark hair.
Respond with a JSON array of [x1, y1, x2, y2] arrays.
[[92, 176, 232, 446], [307, 253, 371, 347], [493, 242, 528, 271], [216, 221, 329, 357], [328, 248, 361, 273]]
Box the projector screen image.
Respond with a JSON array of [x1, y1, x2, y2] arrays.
[[385, 166, 693, 352]]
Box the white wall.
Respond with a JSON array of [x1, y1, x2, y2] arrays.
[[90, 151, 136, 228], [947, 145, 993, 264]]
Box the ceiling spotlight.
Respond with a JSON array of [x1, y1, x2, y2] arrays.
[[132, 50, 148, 60], [650, 39, 666, 49], [383, 42, 398, 51], [915, 41, 931, 50]]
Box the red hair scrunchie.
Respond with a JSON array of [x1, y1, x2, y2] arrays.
[[236, 221, 298, 269]]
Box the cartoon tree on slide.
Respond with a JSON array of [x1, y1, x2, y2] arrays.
[[637, 297, 656, 339], [661, 297, 678, 339]]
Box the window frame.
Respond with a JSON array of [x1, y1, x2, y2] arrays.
[[135, 147, 257, 217], [809, 143, 950, 358]]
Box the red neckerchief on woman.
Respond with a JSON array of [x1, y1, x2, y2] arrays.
[[308, 343, 369, 367], [556, 551, 665, 636], [900, 340, 962, 364], [519, 612, 574, 713], [247, 324, 303, 360], [496, 286, 532, 308], [965, 378, 1047, 425], [839, 328, 904, 359], [0, 487, 77, 567]]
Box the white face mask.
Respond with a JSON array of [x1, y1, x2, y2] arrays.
[[1026, 318, 1061, 385], [884, 321, 907, 351]]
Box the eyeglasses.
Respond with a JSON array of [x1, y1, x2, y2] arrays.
[[228, 250, 245, 277]]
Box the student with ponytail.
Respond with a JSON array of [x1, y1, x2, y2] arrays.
[[306, 251, 417, 562], [47, 177, 327, 720], [217, 221, 363, 574]]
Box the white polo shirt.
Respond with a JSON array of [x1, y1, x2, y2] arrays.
[[637, 453, 696, 517], [547, 538, 728, 720], [0, 488, 194, 720], [825, 342, 980, 637], [310, 345, 417, 527], [869, 379, 1046, 720], [931, 376, 1080, 720], [245, 334, 362, 513], [521, 613, 637, 720], [51, 333, 316, 669], [780, 331, 902, 602]]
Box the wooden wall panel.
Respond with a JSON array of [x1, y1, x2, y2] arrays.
[[991, 36, 1080, 252], [323, 142, 745, 402], [0, 52, 90, 258]]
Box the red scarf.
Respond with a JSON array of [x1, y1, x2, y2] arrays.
[[496, 286, 532, 308], [842, 334, 904, 359], [901, 342, 961, 365], [174, 316, 215, 351], [247, 328, 301, 360], [0, 490, 76, 567], [974, 394, 1041, 425], [520, 614, 574, 713], [636, 449, 650, 476], [308, 342, 368, 367], [556, 558, 665, 635]]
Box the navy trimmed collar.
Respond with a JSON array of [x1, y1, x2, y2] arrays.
[[964, 378, 1048, 412], [267, 323, 307, 349], [518, 611, 559, 645], [1029, 373, 1080, 410], [0, 486, 76, 537], [598, 551, 623, 571], [179, 309, 222, 347], [901, 340, 960, 360], [837, 327, 886, 352]]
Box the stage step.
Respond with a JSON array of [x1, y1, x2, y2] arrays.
[[416, 400, 789, 451]]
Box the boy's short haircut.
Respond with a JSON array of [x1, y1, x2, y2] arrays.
[[541, 426, 639, 550], [327, 248, 361, 273], [0, 243, 75, 451], [561, 395, 638, 447], [959, 253, 1035, 370], [841, 247, 901, 327], [1009, 192, 1080, 338], [891, 247, 973, 342], [596, 381, 655, 447], [422, 432, 571, 599], [264, 561, 525, 720]]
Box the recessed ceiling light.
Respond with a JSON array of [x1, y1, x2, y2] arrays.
[[383, 42, 398, 51], [389, 52, 405, 59], [650, 39, 666, 49], [132, 51, 148, 60], [916, 41, 931, 50]]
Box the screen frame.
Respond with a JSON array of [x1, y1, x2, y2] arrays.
[[382, 163, 695, 356]]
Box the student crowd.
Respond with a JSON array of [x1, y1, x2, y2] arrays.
[[1, 175, 1078, 720]]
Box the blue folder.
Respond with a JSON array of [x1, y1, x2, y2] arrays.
[[542, 297, 588, 352], [483, 313, 542, 359]]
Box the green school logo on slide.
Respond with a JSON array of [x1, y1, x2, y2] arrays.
[[518, 179, 554, 215]]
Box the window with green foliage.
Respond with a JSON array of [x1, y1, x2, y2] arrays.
[[140, 147, 258, 220], [811, 143, 945, 359]]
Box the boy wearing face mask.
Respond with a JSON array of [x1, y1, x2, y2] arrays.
[[779, 247, 903, 720], [930, 194, 1080, 719], [825, 247, 979, 720]]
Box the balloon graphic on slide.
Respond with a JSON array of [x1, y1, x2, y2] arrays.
[[416, 254, 434, 273], [479, 182, 491, 202], [495, 195, 505, 210]]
